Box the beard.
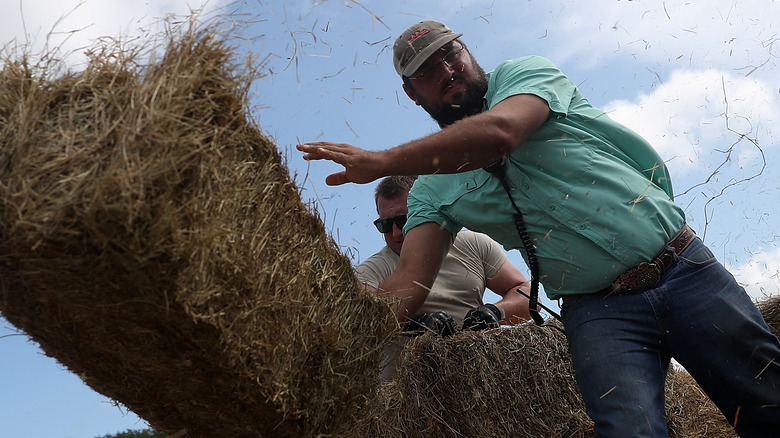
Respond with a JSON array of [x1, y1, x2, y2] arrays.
[[418, 59, 489, 128]]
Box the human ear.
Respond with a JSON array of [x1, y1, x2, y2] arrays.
[[402, 83, 421, 106]]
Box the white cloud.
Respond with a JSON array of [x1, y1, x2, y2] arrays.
[[729, 246, 780, 302], [603, 68, 777, 176], [1, 0, 224, 65], [531, 0, 780, 80]]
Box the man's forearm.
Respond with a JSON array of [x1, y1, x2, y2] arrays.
[[376, 223, 452, 324], [297, 95, 549, 185], [383, 94, 550, 176], [381, 110, 522, 176], [376, 273, 432, 324], [493, 280, 532, 324]]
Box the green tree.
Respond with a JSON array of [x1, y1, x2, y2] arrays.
[[95, 428, 168, 438]]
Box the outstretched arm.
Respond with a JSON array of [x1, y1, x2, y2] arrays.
[[297, 94, 550, 185]]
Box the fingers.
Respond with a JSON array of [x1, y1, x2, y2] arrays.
[[297, 142, 348, 161], [296, 143, 351, 184], [325, 171, 349, 186], [296, 141, 380, 185], [297, 143, 330, 161]]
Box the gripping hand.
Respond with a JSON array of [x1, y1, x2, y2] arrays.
[[403, 311, 457, 337], [462, 304, 503, 331]]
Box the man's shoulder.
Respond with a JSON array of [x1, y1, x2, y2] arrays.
[[453, 229, 502, 254], [449, 230, 507, 276], [411, 171, 486, 197], [491, 55, 554, 74], [408, 172, 480, 211], [453, 229, 484, 244], [411, 172, 462, 190], [355, 246, 399, 286], [358, 245, 398, 267]]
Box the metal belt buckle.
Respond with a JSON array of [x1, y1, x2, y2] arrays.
[[613, 261, 661, 293]]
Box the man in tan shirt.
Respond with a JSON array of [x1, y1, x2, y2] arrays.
[[356, 176, 531, 381]]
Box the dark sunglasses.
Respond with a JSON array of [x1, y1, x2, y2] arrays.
[[373, 214, 407, 233]]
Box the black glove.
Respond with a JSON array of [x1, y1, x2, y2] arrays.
[[403, 311, 457, 337], [462, 303, 503, 331]]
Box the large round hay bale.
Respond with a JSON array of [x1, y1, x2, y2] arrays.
[[0, 22, 395, 438]]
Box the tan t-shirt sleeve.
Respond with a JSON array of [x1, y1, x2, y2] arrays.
[[455, 230, 508, 280], [354, 246, 399, 290]]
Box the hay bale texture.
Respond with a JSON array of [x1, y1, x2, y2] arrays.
[[0, 22, 395, 437], [359, 321, 737, 438], [362, 323, 595, 438], [665, 369, 737, 437]]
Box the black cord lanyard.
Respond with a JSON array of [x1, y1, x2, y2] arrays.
[[484, 159, 563, 327]]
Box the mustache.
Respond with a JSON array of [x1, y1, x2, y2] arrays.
[[437, 64, 466, 93], [439, 74, 459, 94]]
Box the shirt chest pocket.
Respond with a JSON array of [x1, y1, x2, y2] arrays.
[[438, 169, 499, 208], [436, 170, 524, 244]]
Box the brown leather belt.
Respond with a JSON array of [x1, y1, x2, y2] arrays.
[[609, 224, 696, 294]]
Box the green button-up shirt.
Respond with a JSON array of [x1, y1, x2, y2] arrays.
[[405, 55, 686, 298]]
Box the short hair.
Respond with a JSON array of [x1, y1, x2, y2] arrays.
[[374, 175, 418, 205]]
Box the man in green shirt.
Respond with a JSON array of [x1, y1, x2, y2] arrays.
[[298, 20, 780, 437]]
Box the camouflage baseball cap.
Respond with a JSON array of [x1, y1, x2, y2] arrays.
[[393, 21, 463, 77]]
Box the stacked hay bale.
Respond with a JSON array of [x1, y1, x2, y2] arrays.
[[359, 321, 738, 438], [0, 22, 396, 437], [665, 369, 737, 437], [360, 323, 593, 437]]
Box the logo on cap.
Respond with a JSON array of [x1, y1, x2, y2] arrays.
[[407, 28, 431, 42]]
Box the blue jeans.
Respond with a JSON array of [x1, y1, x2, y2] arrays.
[[561, 237, 780, 437]]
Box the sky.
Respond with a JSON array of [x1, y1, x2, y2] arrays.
[[1, 0, 779, 437]]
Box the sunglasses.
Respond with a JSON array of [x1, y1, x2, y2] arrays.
[[373, 214, 407, 233]]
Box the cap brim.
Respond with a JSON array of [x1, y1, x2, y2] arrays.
[[401, 33, 463, 77]]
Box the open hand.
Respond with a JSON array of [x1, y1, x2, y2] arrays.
[[297, 141, 384, 185]]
